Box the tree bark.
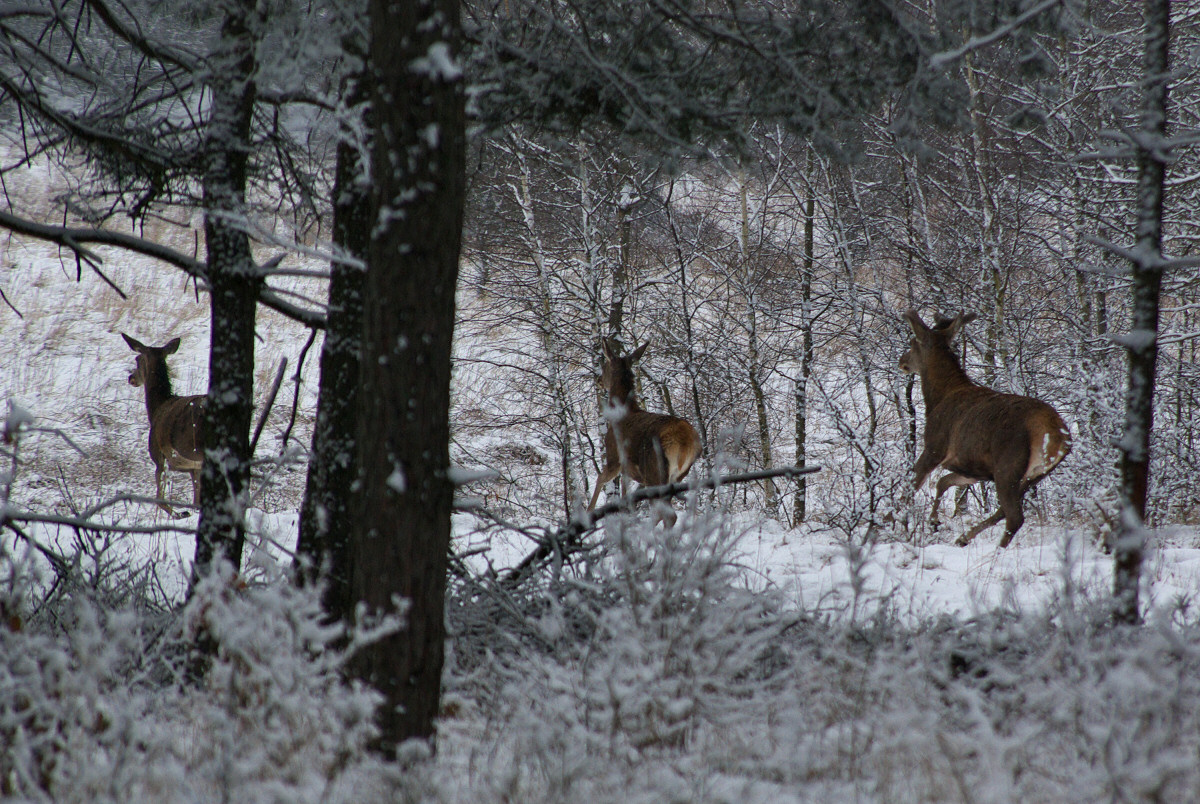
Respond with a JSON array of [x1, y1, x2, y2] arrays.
[[193, 0, 261, 584], [1114, 0, 1170, 626], [792, 160, 815, 526], [351, 0, 466, 751], [297, 62, 369, 618]]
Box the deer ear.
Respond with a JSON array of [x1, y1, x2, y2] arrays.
[[903, 309, 927, 335], [601, 338, 616, 361], [946, 312, 977, 338], [629, 342, 648, 362], [163, 337, 181, 355], [121, 332, 144, 352]]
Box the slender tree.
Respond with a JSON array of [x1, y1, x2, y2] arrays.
[[192, 0, 264, 580], [1113, 0, 1171, 625]]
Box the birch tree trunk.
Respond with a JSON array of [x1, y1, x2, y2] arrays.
[[792, 158, 815, 525]]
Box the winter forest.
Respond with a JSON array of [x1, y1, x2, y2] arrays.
[[2, 0, 1199, 800]]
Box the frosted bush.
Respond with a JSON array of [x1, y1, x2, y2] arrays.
[[440, 507, 1200, 803], [0, 554, 410, 803], [444, 511, 800, 801]]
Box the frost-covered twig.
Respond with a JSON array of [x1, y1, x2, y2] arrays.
[[0, 209, 326, 328], [502, 463, 820, 586]]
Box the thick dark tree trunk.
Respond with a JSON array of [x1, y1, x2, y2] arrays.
[[350, 0, 466, 751], [297, 69, 369, 620], [193, 0, 260, 583], [1114, 0, 1170, 625]]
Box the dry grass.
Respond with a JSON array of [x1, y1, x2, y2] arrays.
[[0, 162, 321, 529]]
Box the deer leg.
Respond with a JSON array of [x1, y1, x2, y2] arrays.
[[931, 473, 974, 529], [154, 466, 179, 518], [911, 448, 942, 491], [957, 477, 1025, 547], [953, 486, 970, 517], [587, 464, 622, 511], [996, 478, 1029, 549], [652, 502, 678, 529], [955, 508, 1005, 546], [186, 469, 201, 518], [650, 437, 678, 529]]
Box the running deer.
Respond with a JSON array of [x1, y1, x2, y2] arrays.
[[899, 310, 1071, 547], [122, 333, 205, 518], [587, 338, 702, 527]]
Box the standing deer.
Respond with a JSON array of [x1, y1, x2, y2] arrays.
[[122, 333, 205, 518], [899, 310, 1071, 547], [587, 338, 702, 527]]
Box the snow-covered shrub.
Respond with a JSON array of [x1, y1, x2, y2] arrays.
[[440, 503, 1200, 803], [443, 510, 799, 801], [0, 551, 413, 803], [168, 559, 389, 802]]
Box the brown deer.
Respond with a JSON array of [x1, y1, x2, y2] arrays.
[[122, 333, 205, 518], [899, 310, 1071, 548], [586, 338, 702, 527]]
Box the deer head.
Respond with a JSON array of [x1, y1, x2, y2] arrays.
[[599, 337, 647, 407], [899, 310, 977, 377], [122, 333, 181, 391]]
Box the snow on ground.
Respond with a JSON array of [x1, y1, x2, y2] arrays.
[[739, 521, 1200, 621], [450, 500, 1200, 625]]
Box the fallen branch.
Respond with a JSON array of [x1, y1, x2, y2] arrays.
[[501, 463, 821, 587], [250, 357, 288, 458]]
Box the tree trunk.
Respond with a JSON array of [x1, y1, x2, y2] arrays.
[[748, 304, 778, 515], [351, 0, 466, 751], [193, 0, 260, 584], [1114, 0, 1170, 626], [297, 62, 369, 617], [792, 160, 815, 525]]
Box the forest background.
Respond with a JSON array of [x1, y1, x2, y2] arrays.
[[1, 0, 1199, 801]]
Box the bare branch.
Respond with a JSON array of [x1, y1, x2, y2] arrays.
[[0, 209, 327, 328], [500, 464, 821, 587], [928, 0, 1063, 71]]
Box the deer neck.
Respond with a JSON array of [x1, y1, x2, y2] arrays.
[[607, 390, 643, 416], [920, 350, 974, 406], [142, 367, 177, 418]]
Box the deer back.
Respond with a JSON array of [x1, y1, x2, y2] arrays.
[[606, 409, 701, 486], [928, 386, 1069, 483], [901, 311, 1070, 484], [149, 395, 205, 465]]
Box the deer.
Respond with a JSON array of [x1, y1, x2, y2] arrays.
[[899, 310, 1071, 548], [586, 338, 702, 527], [122, 333, 205, 518]]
